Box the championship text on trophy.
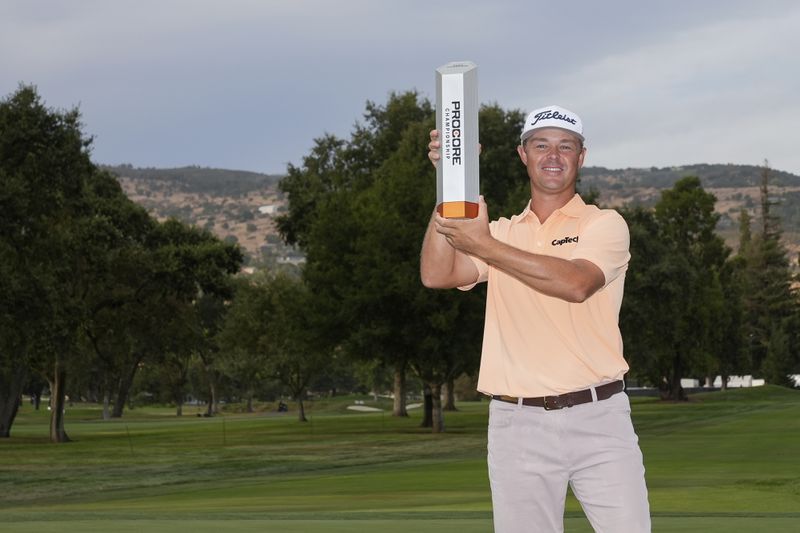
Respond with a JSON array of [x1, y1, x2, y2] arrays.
[[436, 61, 479, 218]]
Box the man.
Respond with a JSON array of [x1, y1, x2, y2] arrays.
[[420, 105, 650, 532]]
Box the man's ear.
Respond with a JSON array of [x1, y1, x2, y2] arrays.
[[578, 146, 587, 169], [517, 144, 527, 165]]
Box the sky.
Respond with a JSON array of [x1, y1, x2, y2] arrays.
[[2, 0, 799, 176]]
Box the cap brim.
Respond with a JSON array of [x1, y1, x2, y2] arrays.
[[520, 127, 585, 143]]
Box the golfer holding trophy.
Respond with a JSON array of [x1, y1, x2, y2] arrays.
[[421, 61, 651, 532]]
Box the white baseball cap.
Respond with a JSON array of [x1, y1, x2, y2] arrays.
[[520, 105, 584, 143]]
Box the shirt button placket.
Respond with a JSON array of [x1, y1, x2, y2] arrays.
[[536, 227, 543, 248]]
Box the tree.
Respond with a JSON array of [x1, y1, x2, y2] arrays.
[[734, 161, 799, 384], [149, 301, 201, 416], [712, 257, 746, 390], [218, 272, 330, 422], [620, 177, 730, 400], [278, 92, 441, 417], [0, 86, 242, 439], [79, 212, 242, 420], [0, 85, 102, 441], [277, 93, 532, 430], [216, 277, 273, 413], [348, 120, 483, 431], [0, 360, 26, 438]]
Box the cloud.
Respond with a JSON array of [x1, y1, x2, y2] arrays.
[[2, 1, 798, 174], [547, 8, 800, 172]]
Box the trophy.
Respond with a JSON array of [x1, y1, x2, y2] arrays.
[[436, 61, 479, 218]]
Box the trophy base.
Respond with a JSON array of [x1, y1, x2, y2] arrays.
[[437, 201, 479, 219]]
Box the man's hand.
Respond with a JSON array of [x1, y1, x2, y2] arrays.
[[433, 195, 491, 256]]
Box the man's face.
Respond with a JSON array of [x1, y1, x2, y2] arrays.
[[517, 128, 586, 196]]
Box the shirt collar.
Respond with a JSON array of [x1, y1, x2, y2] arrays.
[[559, 194, 587, 217], [515, 194, 586, 225]]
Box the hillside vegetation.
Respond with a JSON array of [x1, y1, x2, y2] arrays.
[[104, 162, 800, 267], [103, 165, 299, 267], [582, 163, 800, 255]]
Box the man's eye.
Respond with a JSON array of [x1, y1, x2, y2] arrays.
[[559, 145, 574, 152]]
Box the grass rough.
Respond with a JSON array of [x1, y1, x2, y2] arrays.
[[1, 386, 799, 532]]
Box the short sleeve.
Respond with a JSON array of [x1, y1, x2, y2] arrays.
[[569, 210, 630, 286], [457, 254, 489, 291]]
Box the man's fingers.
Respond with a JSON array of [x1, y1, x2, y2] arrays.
[[478, 195, 488, 217], [433, 218, 455, 235], [435, 214, 460, 229], [428, 129, 441, 167], [428, 130, 482, 167]]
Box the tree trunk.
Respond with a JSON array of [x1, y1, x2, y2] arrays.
[[658, 377, 670, 401], [0, 364, 26, 438], [431, 382, 444, 433], [102, 392, 111, 420], [420, 384, 433, 428], [206, 379, 218, 417], [442, 378, 457, 411], [246, 395, 254, 413], [720, 373, 728, 391], [297, 393, 307, 422], [112, 361, 140, 418], [173, 368, 188, 417], [669, 353, 687, 401], [49, 362, 70, 443], [392, 364, 408, 417]]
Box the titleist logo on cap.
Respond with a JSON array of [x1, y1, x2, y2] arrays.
[[530, 109, 577, 127]]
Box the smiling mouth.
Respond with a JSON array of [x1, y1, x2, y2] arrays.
[[542, 166, 563, 172]]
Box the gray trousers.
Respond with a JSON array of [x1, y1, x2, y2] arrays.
[[488, 392, 651, 532]]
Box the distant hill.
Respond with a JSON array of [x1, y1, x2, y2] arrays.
[[581, 163, 800, 190], [104, 165, 298, 268], [104, 163, 800, 269], [101, 164, 283, 196], [580, 164, 800, 259]]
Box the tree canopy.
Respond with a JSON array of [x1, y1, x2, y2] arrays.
[[276, 92, 533, 429], [0, 85, 242, 440], [3, 85, 798, 441]]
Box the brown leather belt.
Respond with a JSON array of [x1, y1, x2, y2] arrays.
[[492, 380, 624, 410]]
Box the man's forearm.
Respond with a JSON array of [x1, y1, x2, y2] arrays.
[[471, 238, 604, 303], [421, 211, 458, 288], [420, 211, 478, 289]]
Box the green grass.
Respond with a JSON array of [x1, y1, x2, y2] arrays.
[[1, 387, 799, 532]]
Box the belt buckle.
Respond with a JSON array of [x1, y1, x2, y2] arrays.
[[542, 395, 561, 410]]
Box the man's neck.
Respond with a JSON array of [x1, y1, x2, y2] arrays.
[[530, 190, 576, 223]]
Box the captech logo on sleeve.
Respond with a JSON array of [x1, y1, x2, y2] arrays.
[[551, 235, 579, 246]]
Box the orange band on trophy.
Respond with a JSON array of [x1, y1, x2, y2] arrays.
[[437, 201, 479, 219]]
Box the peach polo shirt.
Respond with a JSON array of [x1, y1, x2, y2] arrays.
[[461, 194, 631, 397]]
